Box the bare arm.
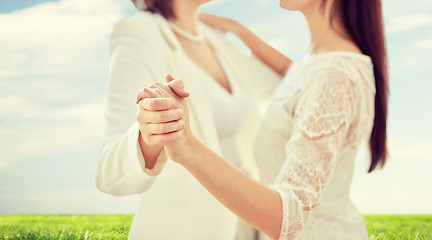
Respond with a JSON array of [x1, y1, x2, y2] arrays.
[[178, 137, 283, 239], [200, 13, 292, 75]]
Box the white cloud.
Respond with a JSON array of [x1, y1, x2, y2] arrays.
[[386, 12, 432, 34], [0, 188, 137, 214], [252, 0, 270, 3], [0, 0, 125, 78], [414, 34, 432, 50], [0, 0, 129, 212], [351, 140, 432, 214], [0, 89, 104, 123], [4, 101, 104, 153], [390, 141, 432, 160], [247, 13, 309, 59], [0, 0, 128, 169], [0, 87, 105, 172], [352, 187, 432, 214]]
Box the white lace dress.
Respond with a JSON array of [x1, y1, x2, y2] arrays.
[[254, 52, 375, 240]]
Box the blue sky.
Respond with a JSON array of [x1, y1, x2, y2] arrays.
[[0, 0, 431, 214], [0, 0, 58, 13]]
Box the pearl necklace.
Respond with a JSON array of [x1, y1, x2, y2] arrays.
[[168, 21, 205, 42]]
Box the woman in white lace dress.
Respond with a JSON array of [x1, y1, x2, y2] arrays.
[[136, 0, 389, 239]]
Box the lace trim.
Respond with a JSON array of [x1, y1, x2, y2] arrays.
[[274, 188, 289, 240]]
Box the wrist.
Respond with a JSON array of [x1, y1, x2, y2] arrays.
[[139, 131, 163, 150], [231, 20, 243, 35], [234, 23, 252, 45], [177, 134, 201, 168], [138, 131, 163, 169]]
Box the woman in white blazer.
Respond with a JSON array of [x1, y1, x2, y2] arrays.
[[95, 0, 285, 239]]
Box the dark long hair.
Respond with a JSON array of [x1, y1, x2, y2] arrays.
[[328, 0, 389, 172], [131, 0, 175, 19]]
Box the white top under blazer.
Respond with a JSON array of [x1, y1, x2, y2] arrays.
[[95, 11, 281, 240]]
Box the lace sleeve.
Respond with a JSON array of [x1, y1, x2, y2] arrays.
[[270, 68, 359, 240]]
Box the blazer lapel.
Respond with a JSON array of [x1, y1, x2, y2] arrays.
[[154, 14, 222, 155], [203, 25, 252, 97]]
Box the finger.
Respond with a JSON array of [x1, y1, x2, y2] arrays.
[[147, 119, 184, 134], [148, 83, 172, 99], [167, 79, 190, 98], [136, 88, 159, 104], [153, 82, 178, 98], [147, 130, 183, 145], [139, 108, 183, 123], [199, 13, 223, 25], [199, 13, 234, 33], [199, 13, 213, 22], [165, 74, 175, 83], [141, 98, 176, 111]]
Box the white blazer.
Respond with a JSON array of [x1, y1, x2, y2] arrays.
[[95, 11, 281, 240]]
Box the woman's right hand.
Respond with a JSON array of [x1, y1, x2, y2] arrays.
[[199, 13, 240, 34], [201, 12, 291, 75]]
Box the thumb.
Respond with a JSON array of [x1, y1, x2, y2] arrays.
[[167, 79, 190, 98], [165, 74, 175, 83]]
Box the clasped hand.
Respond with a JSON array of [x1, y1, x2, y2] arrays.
[[136, 74, 196, 164]]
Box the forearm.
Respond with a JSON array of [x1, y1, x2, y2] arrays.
[[138, 132, 163, 170], [234, 22, 292, 75], [181, 138, 282, 239]]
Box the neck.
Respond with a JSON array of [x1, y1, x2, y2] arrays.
[[302, 0, 349, 54], [169, 0, 200, 34]]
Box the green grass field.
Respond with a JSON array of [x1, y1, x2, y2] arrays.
[[0, 214, 430, 240]]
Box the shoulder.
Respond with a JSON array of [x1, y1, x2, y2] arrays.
[[109, 11, 167, 58], [111, 11, 160, 42], [303, 52, 374, 86], [298, 54, 366, 103]]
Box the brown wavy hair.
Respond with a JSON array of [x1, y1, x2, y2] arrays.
[[131, 0, 175, 18], [326, 0, 389, 172]]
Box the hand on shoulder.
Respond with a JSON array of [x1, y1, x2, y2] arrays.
[[199, 13, 241, 34]]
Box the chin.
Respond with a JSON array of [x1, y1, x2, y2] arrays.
[[280, 0, 314, 11], [198, 0, 212, 5], [280, 1, 296, 11]]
